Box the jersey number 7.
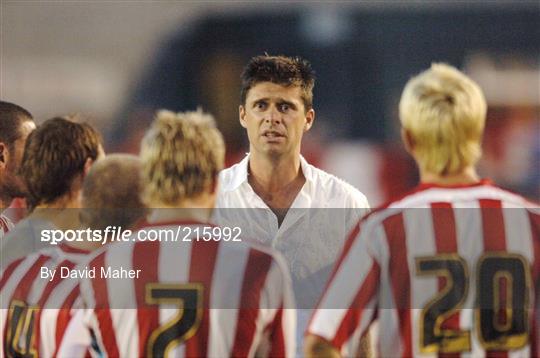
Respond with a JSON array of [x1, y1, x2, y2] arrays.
[[145, 283, 203, 358]]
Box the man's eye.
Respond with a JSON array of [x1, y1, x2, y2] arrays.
[[279, 103, 290, 112], [256, 102, 267, 110]]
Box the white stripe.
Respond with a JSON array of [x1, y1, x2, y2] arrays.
[[341, 296, 377, 357], [403, 206, 437, 357], [502, 205, 532, 358], [157, 229, 193, 358], [208, 243, 249, 357], [453, 202, 484, 358], [105, 242, 137, 357]]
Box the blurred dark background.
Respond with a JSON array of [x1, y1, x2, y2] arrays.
[[3, 2, 539, 205]]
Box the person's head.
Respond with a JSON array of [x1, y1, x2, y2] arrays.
[[21, 115, 104, 209], [81, 154, 146, 232], [0, 101, 35, 205], [239, 55, 316, 159], [140, 109, 225, 208], [399, 63, 487, 176]]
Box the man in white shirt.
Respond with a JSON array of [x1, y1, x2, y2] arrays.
[[215, 55, 370, 350]]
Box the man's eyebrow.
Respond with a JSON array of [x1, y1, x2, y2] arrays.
[[277, 99, 297, 107], [251, 97, 269, 105]]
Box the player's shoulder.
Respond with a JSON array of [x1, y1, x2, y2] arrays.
[[220, 238, 288, 276], [361, 180, 538, 227], [305, 162, 369, 208]]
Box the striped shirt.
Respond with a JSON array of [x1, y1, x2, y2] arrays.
[[68, 221, 295, 357], [0, 244, 90, 357], [0, 214, 14, 240], [308, 180, 540, 357]]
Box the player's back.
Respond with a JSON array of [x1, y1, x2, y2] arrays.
[[77, 221, 295, 357], [365, 180, 539, 357], [0, 244, 90, 357]]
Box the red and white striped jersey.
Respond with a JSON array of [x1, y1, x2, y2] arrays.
[[70, 221, 295, 358], [308, 180, 540, 357], [0, 214, 14, 240], [0, 244, 90, 358]]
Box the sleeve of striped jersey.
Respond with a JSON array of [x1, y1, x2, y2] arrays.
[[262, 251, 297, 358], [307, 221, 381, 355]]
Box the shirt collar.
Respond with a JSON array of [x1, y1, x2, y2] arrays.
[[229, 153, 315, 191]]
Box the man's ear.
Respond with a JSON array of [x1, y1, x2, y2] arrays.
[[304, 109, 315, 132], [83, 157, 95, 177], [401, 128, 415, 153], [0, 143, 8, 169], [239, 105, 247, 128]]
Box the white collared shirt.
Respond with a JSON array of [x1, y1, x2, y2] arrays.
[[215, 154, 370, 306]]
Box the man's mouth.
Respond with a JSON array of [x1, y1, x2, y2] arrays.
[[262, 130, 285, 138]]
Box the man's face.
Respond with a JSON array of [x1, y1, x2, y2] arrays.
[[240, 82, 314, 158], [0, 120, 36, 200]]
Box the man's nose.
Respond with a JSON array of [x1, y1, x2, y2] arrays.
[[265, 106, 281, 124]]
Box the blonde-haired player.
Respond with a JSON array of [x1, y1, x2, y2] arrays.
[[306, 63, 539, 357], [70, 110, 295, 357], [399, 63, 486, 179]]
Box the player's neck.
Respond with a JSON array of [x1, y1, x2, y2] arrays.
[[30, 205, 81, 230], [420, 166, 480, 186], [147, 196, 214, 224], [248, 152, 302, 192]]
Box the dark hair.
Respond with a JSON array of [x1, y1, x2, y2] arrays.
[[0, 101, 33, 148], [240, 55, 316, 110], [21, 116, 103, 208]]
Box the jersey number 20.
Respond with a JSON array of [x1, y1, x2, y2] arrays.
[[416, 253, 531, 353]]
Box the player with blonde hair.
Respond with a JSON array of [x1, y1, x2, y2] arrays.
[[399, 63, 486, 181], [306, 64, 539, 357], [68, 110, 295, 357]]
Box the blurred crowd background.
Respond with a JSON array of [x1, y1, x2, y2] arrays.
[[2, 1, 538, 206]]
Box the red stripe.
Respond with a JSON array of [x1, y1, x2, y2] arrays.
[[383, 213, 412, 358], [431, 203, 460, 358], [479, 199, 506, 251], [133, 242, 160, 357], [332, 261, 380, 349], [0, 216, 10, 234], [54, 285, 80, 354], [34, 259, 76, 354], [186, 240, 220, 357], [0, 257, 25, 292], [9, 255, 51, 303], [91, 253, 120, 357], [231, 249, 273, 357]]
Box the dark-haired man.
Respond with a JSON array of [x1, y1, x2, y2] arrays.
[[215, 55, 370, 351], [0, 101, 35, 237], [1, 116, 103, 264]]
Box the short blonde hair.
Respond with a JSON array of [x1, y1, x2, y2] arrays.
[[399, 63, 487, 175], [140, 109, 225, 206]]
